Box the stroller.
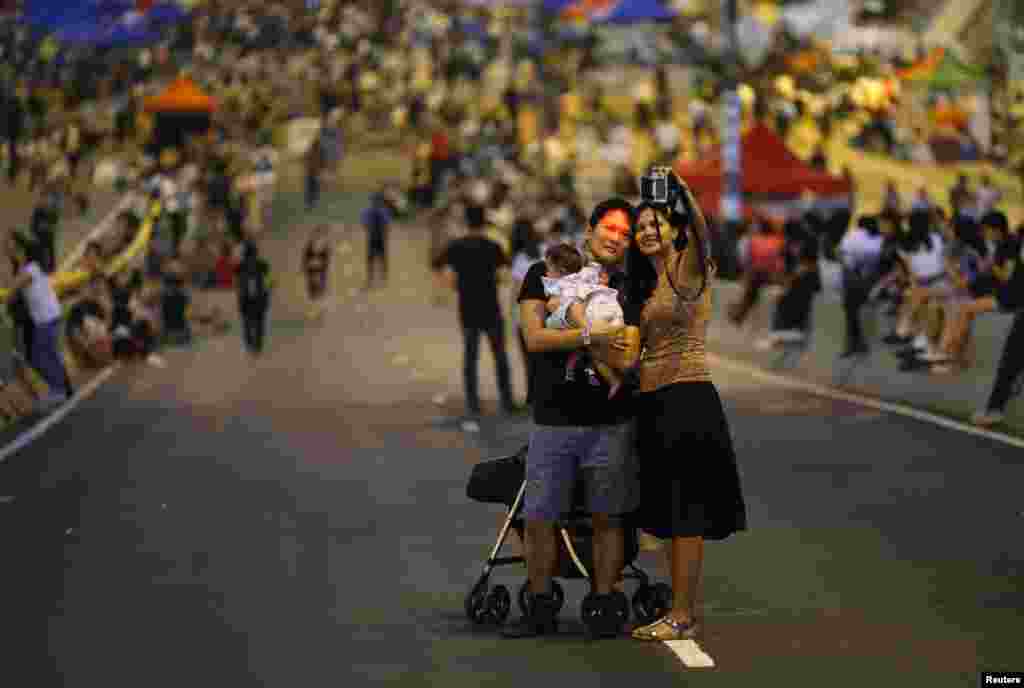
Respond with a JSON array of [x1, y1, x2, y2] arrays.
[[464, 445, 672, 630]]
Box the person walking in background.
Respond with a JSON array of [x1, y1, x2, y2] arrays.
[[236, 240, 272, 356], [303, 224, 333, 321], [362, 190, 392, 290], [432, 201, 516, 424], [305, 129, 325, 212]]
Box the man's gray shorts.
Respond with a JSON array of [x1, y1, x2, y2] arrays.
[[523, 422, 637, 521]]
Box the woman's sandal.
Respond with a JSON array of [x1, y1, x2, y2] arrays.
[[632, 616, 699, 641]]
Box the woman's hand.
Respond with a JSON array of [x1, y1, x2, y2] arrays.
[[546, 296, 561, 314]]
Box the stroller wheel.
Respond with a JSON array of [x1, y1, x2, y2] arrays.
[[517, 579, 565, 617], [465, 580, 490, 625], [632, 583, 673, 625], [485, 585, 512, 625]]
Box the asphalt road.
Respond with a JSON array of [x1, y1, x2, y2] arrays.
[[1, 190, 1022, 687]]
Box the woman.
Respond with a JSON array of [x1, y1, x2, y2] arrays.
[[626, 171, 748, 641], [303, 224, 332, 321], [3, 232, 71, 409]]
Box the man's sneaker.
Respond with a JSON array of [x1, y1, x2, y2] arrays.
[[460, 420, 481, 434], [501, 592, 559, 638], [580, 591, 629, 639], [970, 410, 1004, 427]]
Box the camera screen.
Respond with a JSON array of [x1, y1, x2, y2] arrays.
[[642, 177, 667, 203]]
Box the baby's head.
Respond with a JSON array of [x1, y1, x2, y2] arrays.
[[544, 242, 584, 279]]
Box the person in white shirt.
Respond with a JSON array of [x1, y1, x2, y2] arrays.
[[3, 233, 70, 409], [838, 215, 884, 356]]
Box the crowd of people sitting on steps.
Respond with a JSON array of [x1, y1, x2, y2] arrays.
[[723, 172, 1023, 428]]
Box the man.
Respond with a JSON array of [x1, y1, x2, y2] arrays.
[[236, 240, 273, 356], [362, 190, 392, 290], [503, 199, 637, 639], [432, 201, 516, 422]]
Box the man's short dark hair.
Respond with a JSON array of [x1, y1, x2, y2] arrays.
[[589, 198, 634, 230]]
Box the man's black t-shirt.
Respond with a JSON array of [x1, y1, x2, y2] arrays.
[[518, 261, 633, 427], [433, 234, 508, 328]]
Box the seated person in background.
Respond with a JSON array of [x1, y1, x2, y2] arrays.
[[920, 212, 1022, 373], [755, 228, 822, 350], [729, 215, 784, 326], [108, 269, 166, 368], [880, 210, 947, 353], [65, 277, 114, 369], [894, 214, 983, 366], [161, 259, 192, 346]]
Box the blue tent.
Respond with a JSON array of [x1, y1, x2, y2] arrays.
[[22, 0, 189, 47], [543, 1, 675, 24], [597, 0, 675, 24]]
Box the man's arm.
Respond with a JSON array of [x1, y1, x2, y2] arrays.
[[521, 297, 590, 353], [521, 298, 623, 353]]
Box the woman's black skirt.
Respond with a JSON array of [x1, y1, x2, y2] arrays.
[[635, 381, 748, 541]]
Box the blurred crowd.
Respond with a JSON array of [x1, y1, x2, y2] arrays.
[[0, 0, 1021, 425]]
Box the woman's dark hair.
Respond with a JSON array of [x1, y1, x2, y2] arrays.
[[626, 191, 712, 308], [857, 215, 880, 237]]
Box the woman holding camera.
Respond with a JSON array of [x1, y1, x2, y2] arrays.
[[626, 171, 748, 641]]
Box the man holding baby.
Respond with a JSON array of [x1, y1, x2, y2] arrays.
[[502, 199, 641, 640]]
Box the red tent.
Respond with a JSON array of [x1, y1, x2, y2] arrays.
[[675, 123, 852, 219]]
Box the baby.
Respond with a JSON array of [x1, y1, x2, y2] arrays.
[[541, 243, 627, 397]]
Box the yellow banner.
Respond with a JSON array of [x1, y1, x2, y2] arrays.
[[1, 201, 162, 302]]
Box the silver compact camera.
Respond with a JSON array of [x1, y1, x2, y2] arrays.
[[639, 166, 681, 208]]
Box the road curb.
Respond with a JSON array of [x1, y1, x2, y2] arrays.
[[708, 353, 1024, 451]]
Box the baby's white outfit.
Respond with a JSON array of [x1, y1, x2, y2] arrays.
[[542, 263, 624, 331]]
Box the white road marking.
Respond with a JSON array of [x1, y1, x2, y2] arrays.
[[708, 354, 1024, 451], [665, 639, 715, 668], [0, 365, 118, 463]]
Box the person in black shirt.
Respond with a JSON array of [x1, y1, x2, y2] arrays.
[[236, 240, 272, 355], [502, 199, 638, 640], [432, 202, 516, 418]]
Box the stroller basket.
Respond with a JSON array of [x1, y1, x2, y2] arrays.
[[466, 446, 526, 507]]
